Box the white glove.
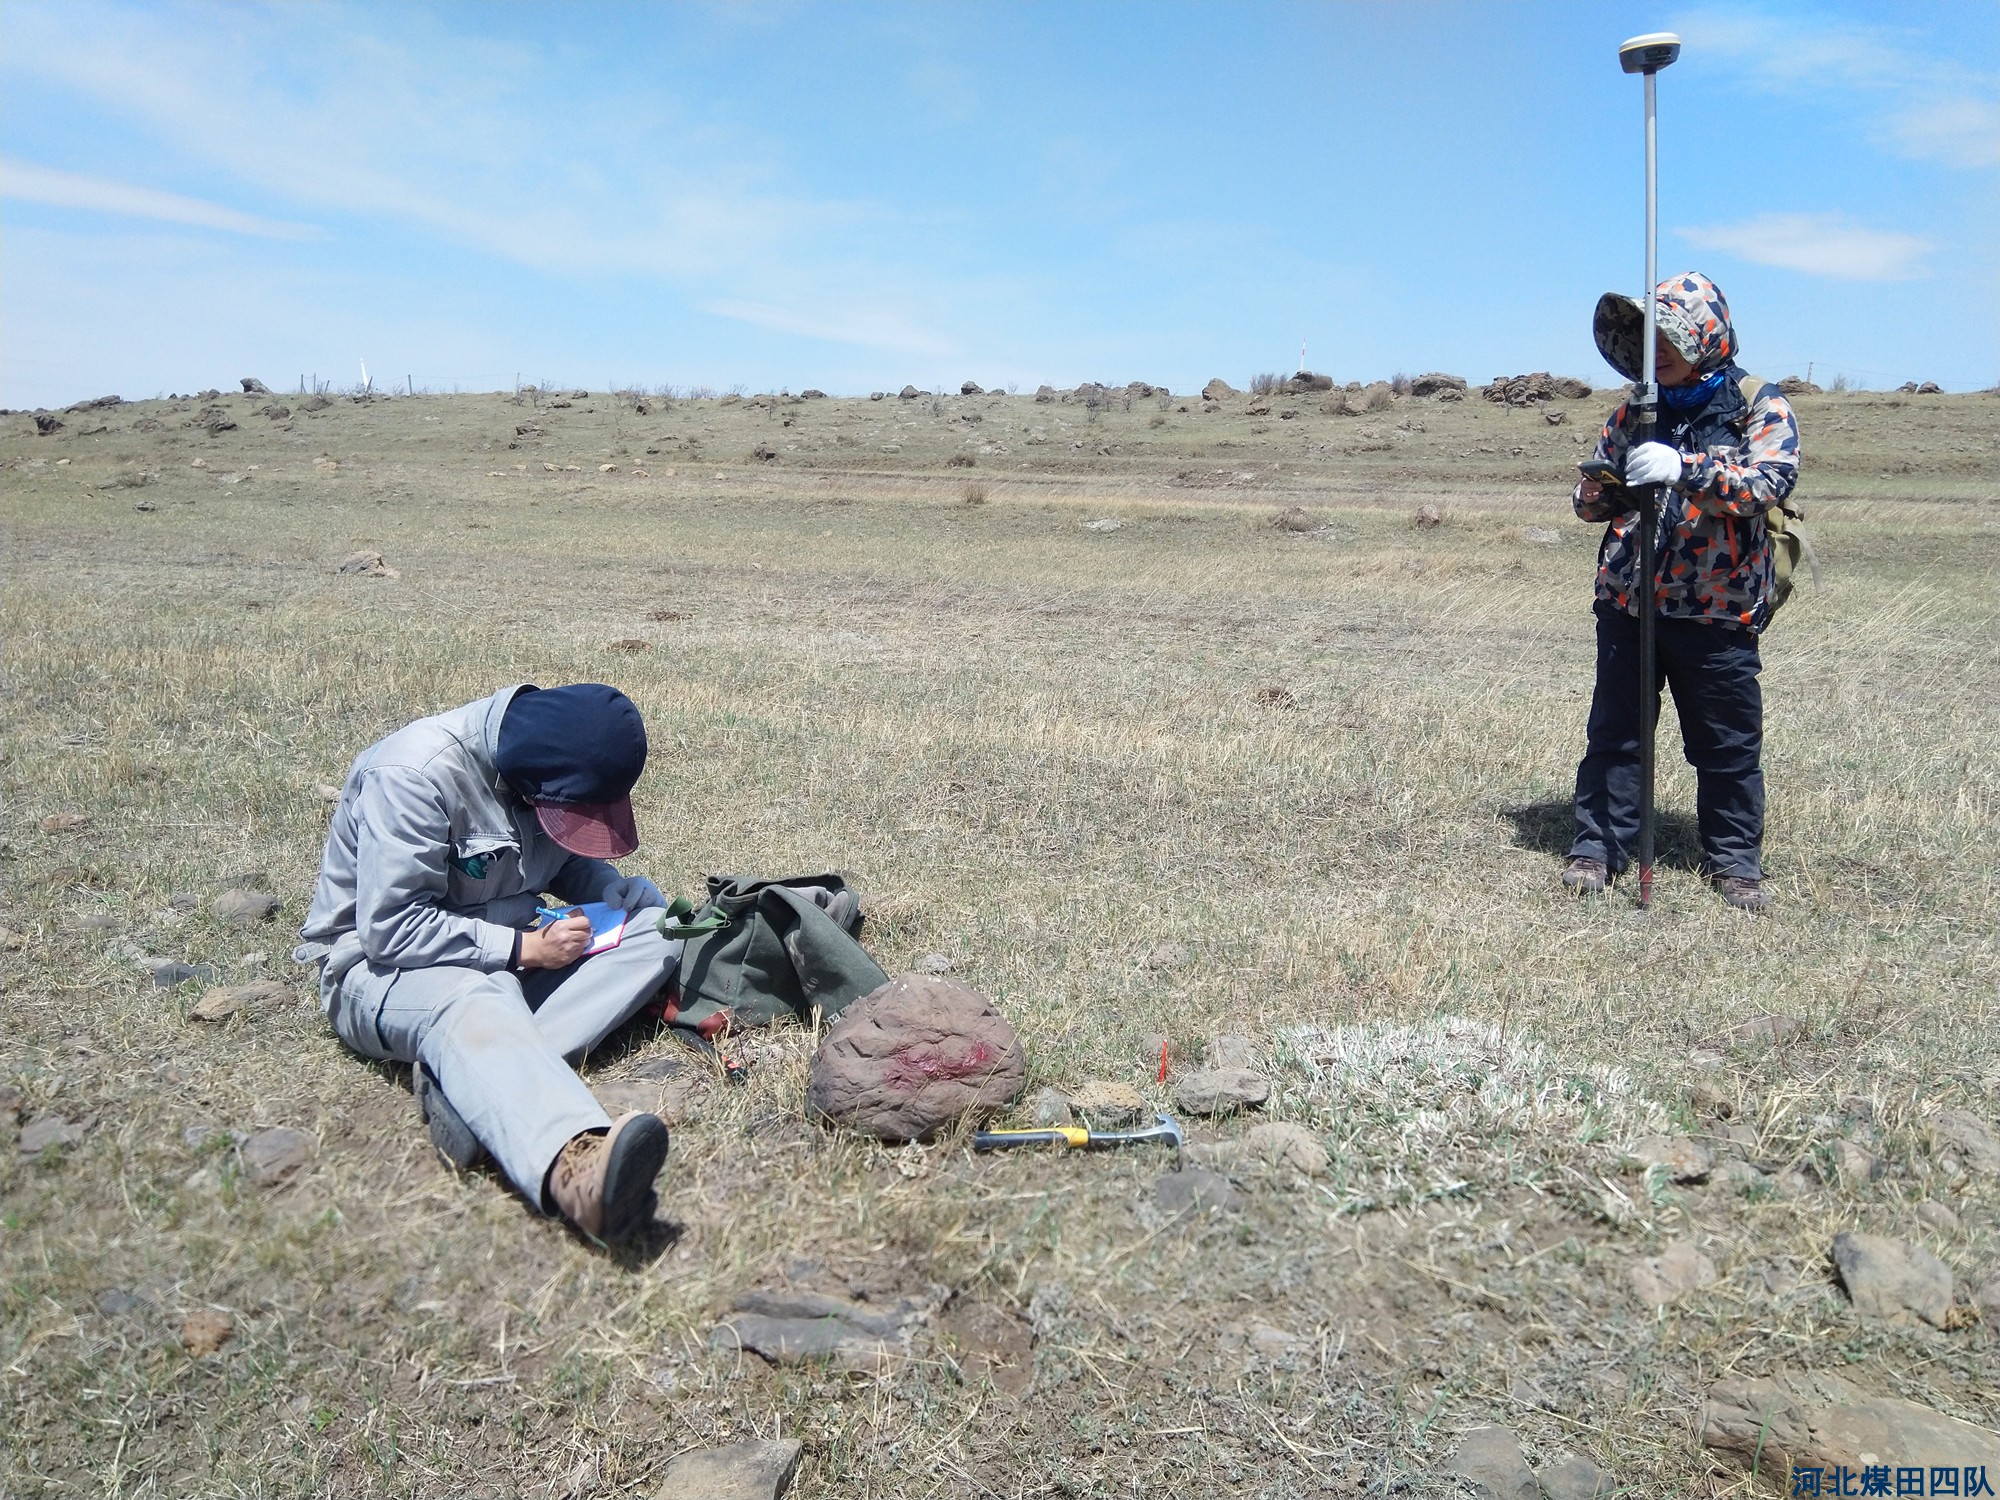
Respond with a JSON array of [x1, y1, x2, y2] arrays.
[[1624, 441, 1685, 488], [600, 874, 666, 913]]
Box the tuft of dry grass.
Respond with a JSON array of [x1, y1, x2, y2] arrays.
[[1, 388, 1995, 1497]]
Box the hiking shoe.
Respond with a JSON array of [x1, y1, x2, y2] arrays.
[[415, 1062, 487, 1170], [1561, 856, 1609, 894], [547, 1112, 669, 1241], [1715, 875, 1772, 914]]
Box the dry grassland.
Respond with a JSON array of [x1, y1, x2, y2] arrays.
[[2, 381, 1996, 1497]]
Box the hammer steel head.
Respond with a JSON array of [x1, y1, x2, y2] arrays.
[[1130, 1112, 1185, 1149], [1619, 32, 1682, 74]]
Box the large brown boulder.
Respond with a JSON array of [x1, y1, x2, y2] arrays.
[[807, 975, 1025, 1141]]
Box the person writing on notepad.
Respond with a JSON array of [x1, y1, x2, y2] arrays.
[[294, 683, 678, 1244]]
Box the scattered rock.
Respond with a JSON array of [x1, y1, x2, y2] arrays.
[[1156, 1167, 1240, 1215], [751, 444, 777, 462], [334, 550, 399, 579], [1701, 1371, 2000, 1474], [213, 889, 281, 924], [1930, 1108, 2000, 1174], [1622, 1135, 1712, 1182], [300, 394, 332, 412], [1204, 1035, 1259, 1071], [1482, 373, 1592, 405], [1029, 1088, 1073, 1127], [1408, 373, 1467, 398], [181, 1309, 235, 1357], [1629, 1241, 1718, 1309], [240, 378, 269, 394], [605, 638, 651, 653], [152, 962, 217, 988], [1143, 942, 1191, 972], [315, 783, 342, 802], [1976, 1276, 2000, 1321], [1778, 376, 1822, 395], [1728, 1012, 1805, 1047], [40, 813, 89, 833], [1543, 409, 1568, 425], [1413, 503, 1443, 528], [1174, 1067, 1270, 1116], [1253, 684, 1297, 709], [1269, 505, 1315, 532], [1896, 380, 1944, 395], [1081, 517, 1122, 533], [1915, 1199, 1962, 1235], [1833, 1137, 1886, 1185], [898, 385, 921, 400], [96, 469, 155, 490], [20, 1115, 90, 1154], [1537, 1454, 1612, 1500], [1069, 1081, 1147, 1127], [1448, 1424, 1537, 1500], [1716, 1158, 1767, 1193], [241, 1127, 316, 1186], [1523, 525, 1562, 545], [34, 413, 63, 435], [1192, 1121, 1329, 1179], [959, 381, 984, 396], [938, 1298, 1033, 1395], [1830, 1230, 1954, 1327], [1201, 378, 1238, 401], [800, 389, 826, 400], [654, 1439, 802, 1500], [189, 980, 284, 1022], [915, 952, 954, 975], [807, 975, 1025, 1142], [713, 1289, 930, 1371], [591, 1080, 661, 1116]]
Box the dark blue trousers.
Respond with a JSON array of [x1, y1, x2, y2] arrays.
[[1570, 601, 1765, 880]]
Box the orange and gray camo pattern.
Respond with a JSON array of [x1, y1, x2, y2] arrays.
[[1576, 273, 1801, 633]]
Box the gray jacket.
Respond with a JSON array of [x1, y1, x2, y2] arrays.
[[293, 687, 620, 998]]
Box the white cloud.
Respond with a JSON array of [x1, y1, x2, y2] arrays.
[[1677, 9, 2000, 169], [702, 299, 957, 358], [1680, 213, 1930, 280], [0, 157, 321, 239]]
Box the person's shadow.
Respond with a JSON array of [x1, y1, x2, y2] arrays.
[[1502, 799, 1706, 872]]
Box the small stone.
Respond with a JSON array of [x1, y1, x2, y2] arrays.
[[915, 952, 954, 974], [1069, 1080, 1146, 1127], [19, 1115, 90, 1154], [1028, 1088, 1073, 1127], [1622, 1135, 1712, 1182], [1629, 1241, 1718, 1309], [1155, 1167, 1239, 1216], [1523, 525, 1562, 544], [1175, 1067, 1270, 1116], [334, 549, 399, 578], [1237, 1121, 1329, 1177], [189, 980, 284, 1022], [1204, 1034, 1259, 1070], [1413, 503, 1444, 529], [713, 1289, 928, 1372], [1143, 942, 1192, 972], [1833, 1137, 1886, 1185], [76, 912, 124, 933], [1915, 1200, 1961, 1235], [591, 1080, 660, 1116], [1976, 1276, 2000, 1321], [1081, 517, 1122, 533], [213, 889, 281, 924], [1930, 1108, 2000, 1174], [1537, 1455, 1612, 1500], [1269, 505, 1315, 532], [181, 1309, 234, 1357], [1830, 1231, 1954, 1327], [240, 1126, 316, 1186], [1716, 1159, 1767, 1193], [1137, 1032, 1172, 1073], [152, 962, 217, 988], [1701, 1371, 2000, 1475], [1728, 1012, 1806, 1047], [1686, 1077, 1736, 1118], [1772, 1169, 1814, 1199], [1447, 1424, 1536, 1500], [655, 1439, 803, 1500], [40, 813, 89, 833], [97, 1288, 143, 1317]]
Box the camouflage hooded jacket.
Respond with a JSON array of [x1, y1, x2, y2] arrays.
[[1574, 272, 1801, 633]]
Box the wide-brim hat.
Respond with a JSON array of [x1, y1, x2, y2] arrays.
[[530, 798, 640, 860], [1594, 292, 1698, 382]]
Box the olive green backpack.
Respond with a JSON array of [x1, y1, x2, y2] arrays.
[[656, 873, 887, 1038], [1736, 373, 1821, 619]]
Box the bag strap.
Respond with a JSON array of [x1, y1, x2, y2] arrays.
[[1737, 373, 1806, 523], [657, 894, 732, 939]]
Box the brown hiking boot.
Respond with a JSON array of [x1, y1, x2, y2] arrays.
[[546, 1112, 669, 1241], [1715, 875, 1772, 914], [1561, 856, 1609, 893]]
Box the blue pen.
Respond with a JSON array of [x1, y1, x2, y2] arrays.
[[535, 905, 579, 924]]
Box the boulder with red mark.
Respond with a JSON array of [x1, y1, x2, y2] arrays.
[[807, 974, 1026, 1142]]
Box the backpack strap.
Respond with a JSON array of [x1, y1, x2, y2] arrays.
[[1737, 373, 1806, 523]]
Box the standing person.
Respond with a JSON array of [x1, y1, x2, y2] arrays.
[[294, 683, 678, 1242], [1562, 272, 1801, 911]]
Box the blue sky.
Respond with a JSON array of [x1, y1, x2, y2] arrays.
[[2, 0, 1994, 408]]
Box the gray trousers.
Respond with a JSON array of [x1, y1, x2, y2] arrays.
[[325, 909, 682, 1209]]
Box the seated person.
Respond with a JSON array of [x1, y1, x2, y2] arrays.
[[294, 682, 678, 1242]]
